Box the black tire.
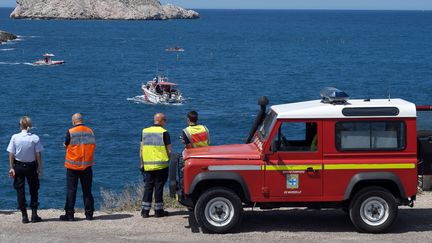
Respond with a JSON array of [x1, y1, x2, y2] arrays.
[[168, 153, 181, 198], [349, 186, 398, 233], [194, 187, 243, 233]]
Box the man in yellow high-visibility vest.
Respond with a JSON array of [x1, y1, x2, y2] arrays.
[[140, 113, 172, 218]]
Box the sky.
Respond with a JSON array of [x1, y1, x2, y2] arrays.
[[1, 0, 432, 10]]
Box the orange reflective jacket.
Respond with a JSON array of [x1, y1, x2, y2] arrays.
[[183, 125, 210, 148], [65, 125, 96, 170]]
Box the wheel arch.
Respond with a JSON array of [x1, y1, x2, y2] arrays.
[[188, 172, 251, 202], [344, 172, 407, 200]]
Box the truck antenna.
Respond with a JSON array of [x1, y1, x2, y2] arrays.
[[387, 79, 391, 101]]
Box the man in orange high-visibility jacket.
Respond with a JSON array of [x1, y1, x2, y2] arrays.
[[60, 113, 96, 221], [181, 111, 210, 149]]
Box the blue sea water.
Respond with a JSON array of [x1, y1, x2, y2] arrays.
[[1, 9, 432, 209]]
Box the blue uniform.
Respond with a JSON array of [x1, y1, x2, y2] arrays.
[[7, 130, 44, 162]]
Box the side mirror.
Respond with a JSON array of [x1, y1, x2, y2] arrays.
[[270, 140, 278, 153]]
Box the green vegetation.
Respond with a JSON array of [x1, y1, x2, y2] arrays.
[[100, 183, 182, 212]]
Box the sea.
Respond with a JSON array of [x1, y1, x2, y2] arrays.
[[1, 8, 432, 209]]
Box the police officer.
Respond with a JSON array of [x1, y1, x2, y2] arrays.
[[140, 113, 171, 218], [181, 111, 210, 148], [7, 116, 43, 223], [60, 113, 96, 221]]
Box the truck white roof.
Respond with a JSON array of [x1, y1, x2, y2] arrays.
[[271, 98, 416, 119]]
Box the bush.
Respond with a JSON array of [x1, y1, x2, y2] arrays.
[[100, 183, 182, 212]]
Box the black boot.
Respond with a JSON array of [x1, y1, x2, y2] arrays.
[[85, 211, 94, 220], [141, 208, 149, 218], [59, 212, 75, 221], [21, 209, 29, 224], [31, 209, 42, 223], [155, 209, 168, 218]]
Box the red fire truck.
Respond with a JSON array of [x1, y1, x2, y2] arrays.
[[169, 88, 431, 233]]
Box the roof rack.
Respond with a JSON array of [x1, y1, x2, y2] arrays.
[[320, 87, 349, 104]]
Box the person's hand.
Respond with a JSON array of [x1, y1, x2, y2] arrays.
[[8, 168, 15, 178], [38, 169, 42, 178]]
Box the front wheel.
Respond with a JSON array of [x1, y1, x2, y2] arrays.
[[194, 187, 243, 233], [349, 186, 398, 233]]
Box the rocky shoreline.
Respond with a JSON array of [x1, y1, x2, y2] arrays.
[[10, 0, 199, 20], [0, 30, 17, 44]]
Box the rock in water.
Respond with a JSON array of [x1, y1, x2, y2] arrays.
[[0, 31, 17, 43], [10, 0, 199, 20]]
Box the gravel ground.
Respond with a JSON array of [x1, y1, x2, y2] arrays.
[[1, 192, 432, 242]]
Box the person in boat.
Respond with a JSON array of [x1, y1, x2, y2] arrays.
[[155, 84, 162, 94], [181, 111, 210, 148], [44, 57, 49, 64]]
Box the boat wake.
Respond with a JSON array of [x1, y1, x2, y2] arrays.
[[0, 48, 15, 51], [127, 95, 184, 105], [0, 61, 21, 65], [0, 62, 40, 66], [17, 35, 40, 38]]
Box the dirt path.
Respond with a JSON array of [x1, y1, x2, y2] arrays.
[[1, 192, 432, 242]]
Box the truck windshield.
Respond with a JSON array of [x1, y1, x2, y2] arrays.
[[258, 110, 276, 140]]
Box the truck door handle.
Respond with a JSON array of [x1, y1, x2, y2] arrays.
[[306, 167, 316, 173]]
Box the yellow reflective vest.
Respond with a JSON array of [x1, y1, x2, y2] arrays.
[[183, 125, 210, 148], [141, 126, 169, 171]]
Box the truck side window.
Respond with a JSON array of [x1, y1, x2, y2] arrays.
[[335, 121, 406, 151], [274, 122, 318, 152]]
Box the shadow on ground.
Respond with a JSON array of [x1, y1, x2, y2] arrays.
[[95, 213, 134, 220], [185, 208, 432, 233], [40, 213, 134, 222]]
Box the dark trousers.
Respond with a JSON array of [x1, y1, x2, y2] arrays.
[[142, 168, 169, 209], [13, 161, 39, 210], [64, 167, 94, 214]]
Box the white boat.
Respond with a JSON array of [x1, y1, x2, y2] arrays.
[[33, 53, 65, 66], [165, 47, 185, 52], [141, 76, 183, 104]]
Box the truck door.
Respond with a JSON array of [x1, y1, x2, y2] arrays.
[[265, 120, 323, 200]]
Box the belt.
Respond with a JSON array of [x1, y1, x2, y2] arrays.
[[14, 160, 37, 167]]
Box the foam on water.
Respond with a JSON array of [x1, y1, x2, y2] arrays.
[[0, 61, 20, 65], [126, 95, 184, 105], [17, 35, 40, 38], [0, 48, 15, 51]]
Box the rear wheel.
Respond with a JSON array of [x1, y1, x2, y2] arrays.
[[194, 187, 243, 233], [349, 186, 398, 233]]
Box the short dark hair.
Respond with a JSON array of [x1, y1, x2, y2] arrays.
[[187, 111, 198, 123]]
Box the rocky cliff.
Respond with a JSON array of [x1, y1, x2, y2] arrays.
[[10, 0, 199, 20], [0, 31, 17, 43]]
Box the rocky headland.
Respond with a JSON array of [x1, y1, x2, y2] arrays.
[[0, 30, 17, 43], [10, 0, 199, 20]]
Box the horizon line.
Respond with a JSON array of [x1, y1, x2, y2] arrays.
[[0, 6, 432, 11]]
